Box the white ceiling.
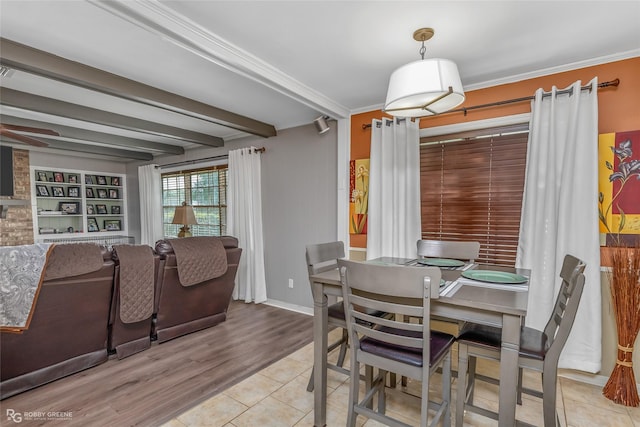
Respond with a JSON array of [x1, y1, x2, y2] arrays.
[[0, 0, 639, 160]]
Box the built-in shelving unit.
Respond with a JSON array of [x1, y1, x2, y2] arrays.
[[31, 167, 128, 243]]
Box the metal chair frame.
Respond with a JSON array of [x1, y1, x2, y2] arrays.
[[416, 239, 480, 264], [339, 259, 454, 427], [305, 241, 350, 391], [456, 254, 586, 427]]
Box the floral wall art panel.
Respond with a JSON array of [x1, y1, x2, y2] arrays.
[[598, 130, 640, 245], [350, 159, 369, 234]]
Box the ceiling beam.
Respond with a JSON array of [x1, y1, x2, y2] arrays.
[[0, 37, 277, 138], [1, 137, 153, 161], [90, 0, 351, 119], [0, 87, 222, 147], [0, 114, 185, 155]]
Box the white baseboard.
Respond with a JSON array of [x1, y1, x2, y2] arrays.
[[264, 299, 313, 316], [558, 369, 640, 391], [558, 369, 608, 387]]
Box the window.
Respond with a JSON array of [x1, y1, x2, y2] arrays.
[[162, 166, 227, 238], [420, 125, 528, 266]]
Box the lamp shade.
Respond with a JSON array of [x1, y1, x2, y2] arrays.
[[171, 203, 197, 225], [384, 58, 465, 117]]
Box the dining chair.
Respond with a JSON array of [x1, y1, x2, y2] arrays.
[[305, 241, 392, 392], [339, 259, 455, 427], [455, 254, 586, 427], [305, 241, 349, 392], [417, 239, 480, 263], [416, 239, 481, 340], [416, 239, 479, 331]]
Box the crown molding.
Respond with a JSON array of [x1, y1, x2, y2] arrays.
[[89, 0, 350, 119], [351, 51, 639, 116], [464, 50, 640, 92]]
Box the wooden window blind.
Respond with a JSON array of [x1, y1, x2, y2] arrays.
[[420, 128, 528, 266]]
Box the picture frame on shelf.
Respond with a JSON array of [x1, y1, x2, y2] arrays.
[[67, 186, 80, 198], [68, 174, 78, 183], [54, 172, 64, 183], [111, 205, 121, 214], [96, 204, 108, 214], [86, 188, 95, 198], [86, 204, 95, 215], [52, 186, 64, 197], [58, 201, 80, 215], [87, 217, 99, 232], [37, 171, 48, 182], [97, 176, 107, 185], [111, 176, 120, 186], [97, 189, 108, 199], [36, 185, 49, 197], [104, 219, 121, 231], [109, 189, 119, 199], [85, 175, 93, 185]]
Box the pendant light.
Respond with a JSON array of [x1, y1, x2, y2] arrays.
[[384, 28, 465, 117]]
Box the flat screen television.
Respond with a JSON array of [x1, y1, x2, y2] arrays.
[[0, 146, 14, 197]]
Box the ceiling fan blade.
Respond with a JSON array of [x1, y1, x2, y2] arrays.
[[0, 123, 60, 137], [0, 128, 49, 147]]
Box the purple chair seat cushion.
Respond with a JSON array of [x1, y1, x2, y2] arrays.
[[457, 323, 549, 361], [360, 328, 455, 367]]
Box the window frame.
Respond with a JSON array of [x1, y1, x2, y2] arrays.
[[161, 165, 228, 238]]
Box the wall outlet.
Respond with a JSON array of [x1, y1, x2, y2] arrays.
[[288, 278, 294, 288]]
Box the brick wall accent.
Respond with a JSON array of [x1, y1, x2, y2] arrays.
[[0, 148, 34, 246]]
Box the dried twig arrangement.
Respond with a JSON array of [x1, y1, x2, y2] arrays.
[[603, 242, 640, 406]]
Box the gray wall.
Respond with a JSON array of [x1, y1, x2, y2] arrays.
[[260, 125, 337, 307], [127, 123, 338, 309], [29, 123, 337, 309], [124, 163, 141, 244], [30, 150, 127, 175]]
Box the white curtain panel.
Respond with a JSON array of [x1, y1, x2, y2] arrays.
[[138, 164, 164, 246], [516, 78, 601, 373], [367, 118, 421, 260], [228, 147, 267, 303]]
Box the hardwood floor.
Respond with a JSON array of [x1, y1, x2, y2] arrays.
[[0, 301, 314, 426]]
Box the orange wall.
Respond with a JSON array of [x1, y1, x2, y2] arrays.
[[350, 57, 640, 249]]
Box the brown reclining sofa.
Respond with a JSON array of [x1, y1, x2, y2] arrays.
[[0, 236, 241, 400], [153, 236, 242, 343], [0, 244, 114, 400]]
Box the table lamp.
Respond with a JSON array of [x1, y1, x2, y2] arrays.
[[171, 201, 197, 237]]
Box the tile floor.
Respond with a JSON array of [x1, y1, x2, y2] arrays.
[[162, 329, 640, 427]]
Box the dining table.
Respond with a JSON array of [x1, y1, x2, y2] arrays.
[[309, 256, 530, 427]]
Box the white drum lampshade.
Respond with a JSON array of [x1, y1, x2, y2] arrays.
[[384, 58, 465, 117]]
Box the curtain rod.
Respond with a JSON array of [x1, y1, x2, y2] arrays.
[[158, 146, 265, 169], [362, 117, 409, 130], [362, 78, 619, 129]]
